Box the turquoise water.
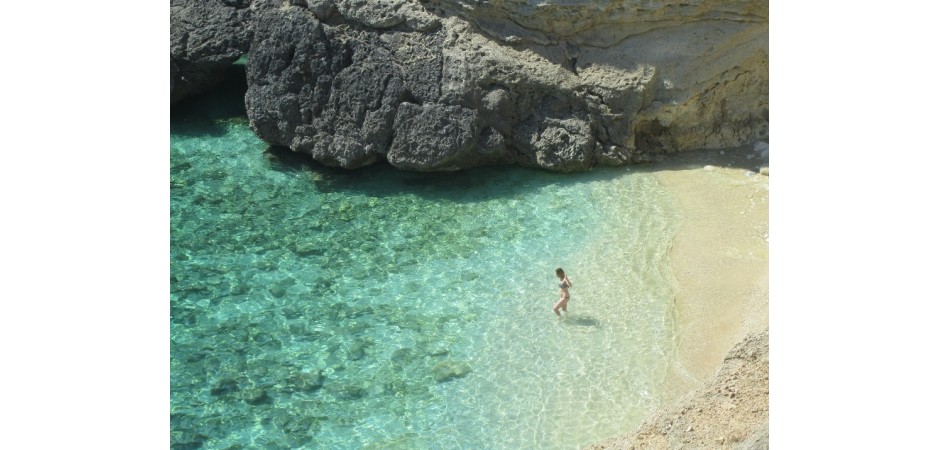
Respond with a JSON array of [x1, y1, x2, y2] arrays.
[[171, 77, 680, 449]]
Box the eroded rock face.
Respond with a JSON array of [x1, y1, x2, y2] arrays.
[[170, 0, 252, 103], [244, 5, 450, 168], [585, 330, 770, 449], [180, 0, 768, 171], [436, 0, 767, 47]]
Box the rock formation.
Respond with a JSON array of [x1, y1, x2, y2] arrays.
[[173, 0, 768, 170], [170, 0, 253, 103], [586, 330, 769, 449]]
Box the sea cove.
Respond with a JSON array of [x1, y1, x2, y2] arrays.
[[171, 81, 683, 449]]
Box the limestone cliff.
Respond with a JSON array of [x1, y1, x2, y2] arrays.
[[172, 0, 768, 170]]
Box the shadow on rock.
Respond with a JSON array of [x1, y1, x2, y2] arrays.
[[642, 145, 769, 174], [263, 144, 636, 203], [171, 63, 249, 138]]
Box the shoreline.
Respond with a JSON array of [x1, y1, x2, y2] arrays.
[[652, 147, 769, 400], [586, 145, 770, 448]]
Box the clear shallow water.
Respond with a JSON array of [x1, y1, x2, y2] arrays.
[[171, 79, 680, 449]]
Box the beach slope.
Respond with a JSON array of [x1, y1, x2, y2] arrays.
[[587, 147, 770, 448]]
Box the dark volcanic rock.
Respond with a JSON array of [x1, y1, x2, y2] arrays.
[[170, 0, 252, 103]]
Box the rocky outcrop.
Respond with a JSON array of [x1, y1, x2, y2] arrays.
[[176, 0, 768, 171], [586, 330, 769, 450], [170, 0, 252, 103]]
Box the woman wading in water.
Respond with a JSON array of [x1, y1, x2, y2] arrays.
[[553, 268, 573, 317]]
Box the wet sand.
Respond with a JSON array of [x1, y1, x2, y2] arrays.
[[650, 147, 770, 400]]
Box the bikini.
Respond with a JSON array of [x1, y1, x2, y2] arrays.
[[559, 279, 570, 298]]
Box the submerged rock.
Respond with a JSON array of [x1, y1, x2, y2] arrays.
[[348, 338, 374, 361], [294, 241, 324, 256], [391, 347, 417, 365], [286, 370, 325, 392], [241, 387, 271, 405], [428, 347, 450, 357], [432, 360, 472, 382], [334, 383, 368, 400], [210, 377, 239, 396]]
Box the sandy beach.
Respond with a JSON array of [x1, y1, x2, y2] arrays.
[[586, 146, 770, 449], [653, 147, 769, 400]]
